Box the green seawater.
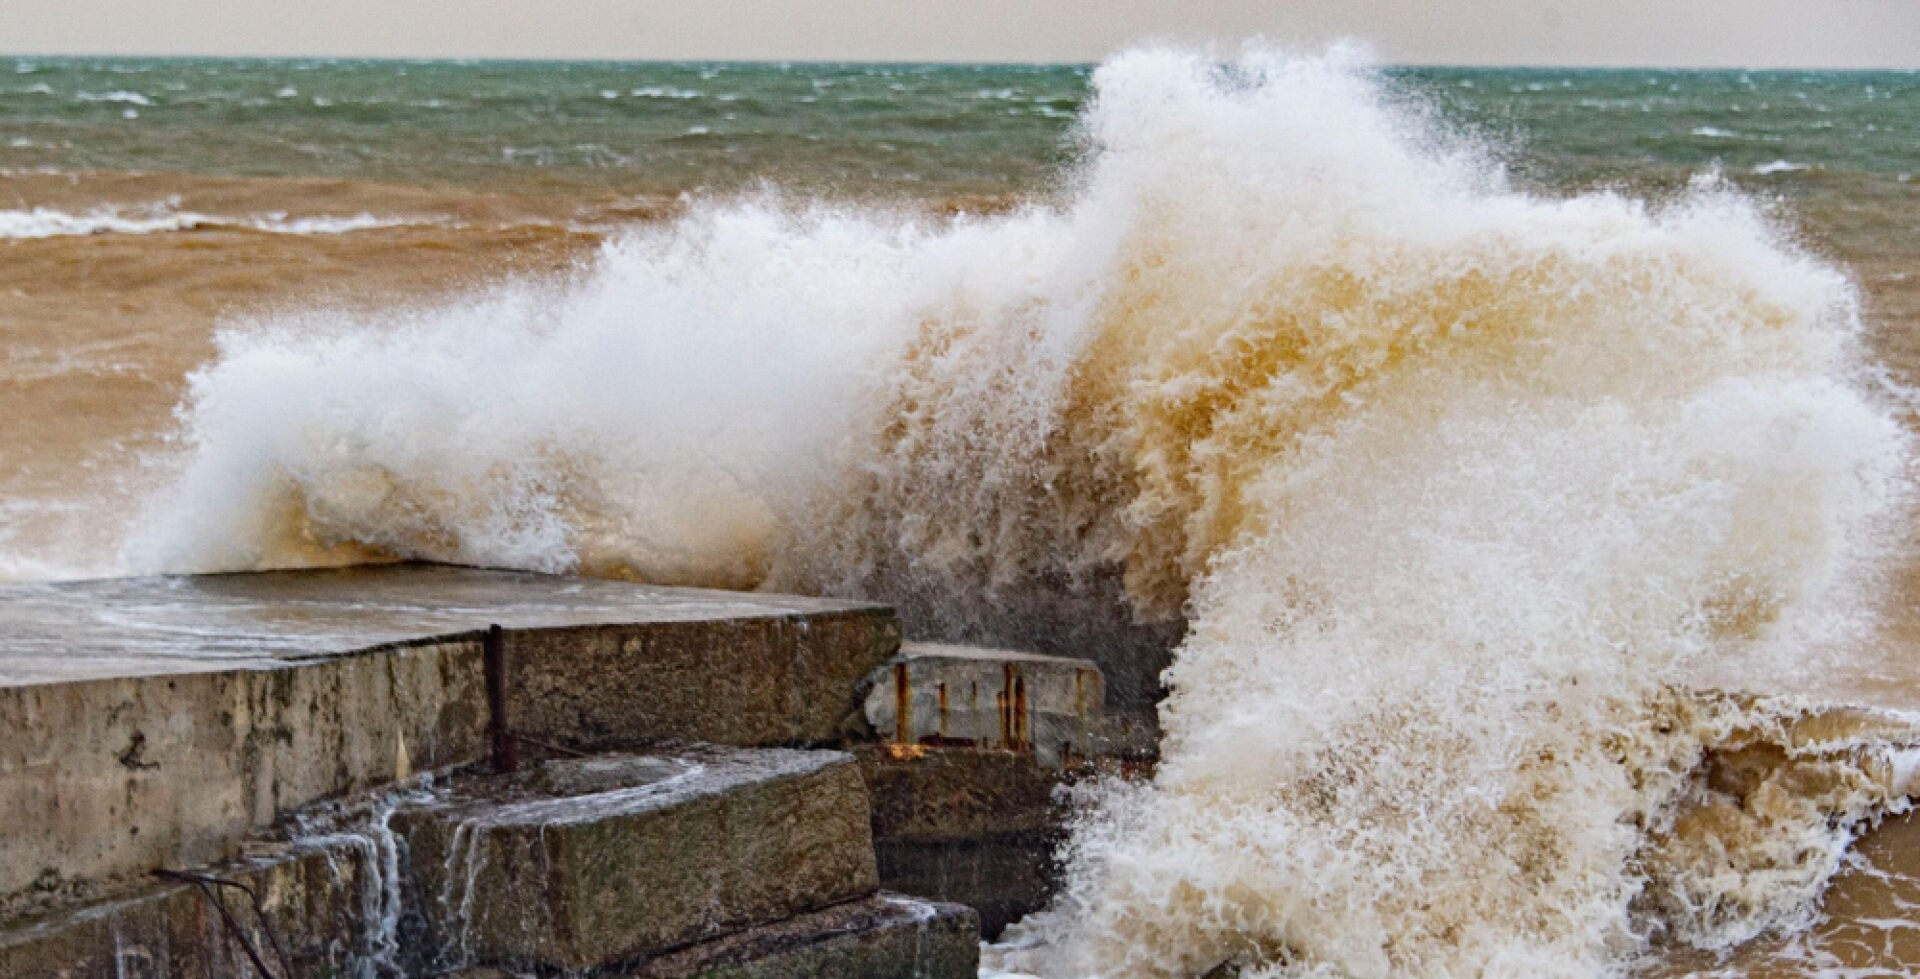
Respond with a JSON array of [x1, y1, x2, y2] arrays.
[[3, 58, 1914, 197], [3, 57, 1916, 338], [0, 58, 1092, 197]]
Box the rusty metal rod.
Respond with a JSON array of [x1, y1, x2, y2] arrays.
[[483, 623, 518, 774], [153, 869, 288, 979]]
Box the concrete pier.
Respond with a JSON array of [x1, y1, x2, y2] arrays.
[[0, 565, 897, 918], [0, 564, 1128, 977]]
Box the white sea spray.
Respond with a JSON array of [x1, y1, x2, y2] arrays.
[[129, 46, 1917, 977]]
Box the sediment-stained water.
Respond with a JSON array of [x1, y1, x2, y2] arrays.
[[5, 47, 1920, 978]]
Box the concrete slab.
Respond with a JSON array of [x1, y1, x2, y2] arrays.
[[620, 893, 979, 979], [857, 746, 1066, 938], [0, 564, 880, 686], [856, 644, 1104, 933], [877, 837, 1057, 940], [0, 565, 896, 917], [864, 642, 1104, 768], [396, 746, 880, 972], [0, 634, 485, 921], [0, 837, 377, 979], [859, 746, 1063, 843]]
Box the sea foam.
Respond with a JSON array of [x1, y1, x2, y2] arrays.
[[0, 204, 421, 238], [128, 46, 1916, 977]]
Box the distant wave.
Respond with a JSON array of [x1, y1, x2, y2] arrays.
[[0, 206, 428, 239], [1754, 159, 1811, 175], [628, 86, 702, 99], [74, 90, 152, 105]]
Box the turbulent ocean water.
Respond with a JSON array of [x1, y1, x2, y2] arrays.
[[6, 49, 1920, 977]]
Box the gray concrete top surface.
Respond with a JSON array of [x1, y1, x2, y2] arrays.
[[898, 641, 1103, 667], [0, 563, 885, 687]]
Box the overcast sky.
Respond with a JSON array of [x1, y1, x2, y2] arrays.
[[6, 1, 1918, 68]]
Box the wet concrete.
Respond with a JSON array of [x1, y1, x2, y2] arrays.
[[0, 565, 897, 917], [619, 893, 979, 979], [865, 642, 1106, 768], [0, 564, 882, 686], [441, 895, 979, 979], [0, 837, 378, 979], [0, 566, 1096, 975], [395, 747, 880, 972], [857, 745, 1069, 937]]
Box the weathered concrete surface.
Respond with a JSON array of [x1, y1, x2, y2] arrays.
[[856, 645, 1112, 935], [857, 746, 1066, 937], [620, 893, 979, 979], [0, 565, 895, 917], [0, 564, 888, 686], [0, 635, 484, 920], [397, 746, 880, 971], [878, 836, 1058, 940], [860, 746, 1063, 842], [865, 642, 1104, 768], [0, 838, 375, 979], [866, 568, 1181, 726], [506, 610, 899, 749]]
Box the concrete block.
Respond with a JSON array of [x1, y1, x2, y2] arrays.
[[864, 643, 1104, 768], [859, 745, 1063, 842], [0, 565, 895, 915], [869, 567, 1181, 722], [857, 746, 1065, 937], [876, 837, 1057, 940], [0, 838, 376, 979], [397, 746, 879, 971], [504, 608, 900, 750], [620, 892, 979, 979], [0, 638, 485, 921]]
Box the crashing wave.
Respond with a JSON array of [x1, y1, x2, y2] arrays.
[[129, 45, 1916, 977]]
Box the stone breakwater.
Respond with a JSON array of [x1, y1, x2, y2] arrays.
[[0, 564, 1117, 978]]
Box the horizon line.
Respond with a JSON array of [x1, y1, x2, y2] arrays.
[[7, 52, 1919, 73]]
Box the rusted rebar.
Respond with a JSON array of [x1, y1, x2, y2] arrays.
[[153, 868, 290, 979], [893, 661, 911, 746], [483, 623, 518, 774]]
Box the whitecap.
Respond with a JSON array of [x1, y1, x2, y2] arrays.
[[75, 90, 152, 106], [0, 206, 423, 239]]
